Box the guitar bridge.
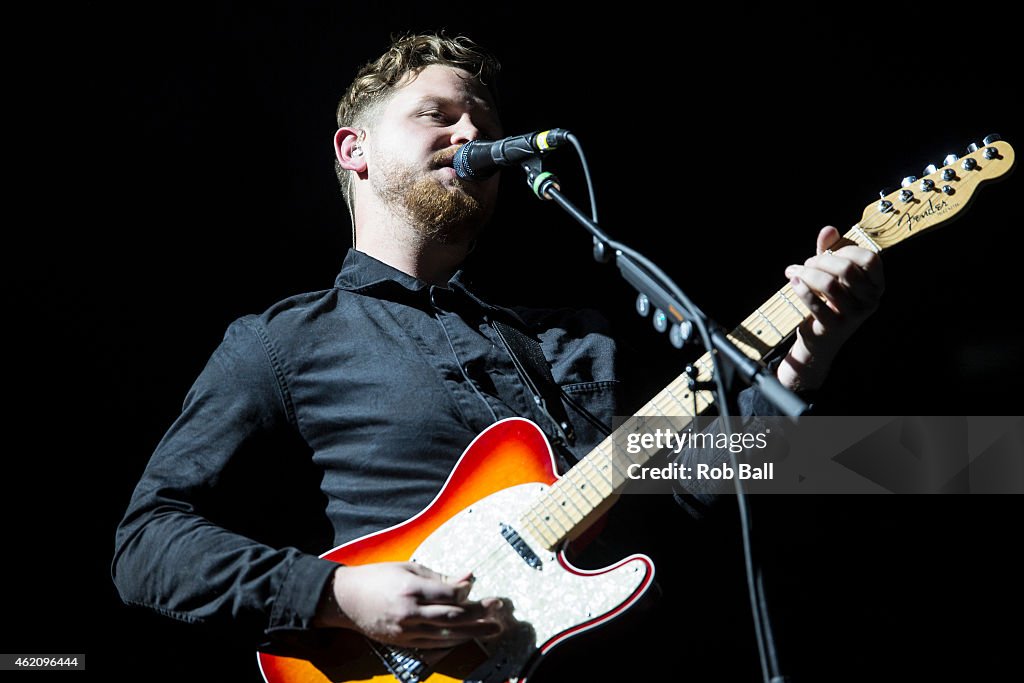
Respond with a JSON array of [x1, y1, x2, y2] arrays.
[[367, 641, 430, 683], [500, 523, 543, 570]]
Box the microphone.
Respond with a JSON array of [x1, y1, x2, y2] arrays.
[[453, 128, 570, 180]]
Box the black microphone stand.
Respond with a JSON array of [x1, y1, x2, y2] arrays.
[[517, 153, 800, 683], [518, 156, 806, 418]]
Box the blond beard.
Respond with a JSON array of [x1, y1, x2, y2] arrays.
[[372, 151, 488, 245]]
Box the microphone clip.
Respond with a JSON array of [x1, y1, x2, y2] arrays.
[[520, 156, 560, 201]]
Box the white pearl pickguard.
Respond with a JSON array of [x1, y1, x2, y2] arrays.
[[411, 483, 654, 682]]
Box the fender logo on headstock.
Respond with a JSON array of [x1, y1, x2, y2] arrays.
[[896, 196, 955, 232]]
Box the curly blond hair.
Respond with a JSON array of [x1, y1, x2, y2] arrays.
[[334, 33, 501, 234]]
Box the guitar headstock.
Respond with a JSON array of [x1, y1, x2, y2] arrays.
[[857, 135, 1014, 250]]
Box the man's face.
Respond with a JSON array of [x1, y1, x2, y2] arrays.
[[367, 64, 503, 244]]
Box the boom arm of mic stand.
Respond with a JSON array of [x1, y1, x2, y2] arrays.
[[528, 166, 807, 418]]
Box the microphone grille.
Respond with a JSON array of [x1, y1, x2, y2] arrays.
[[453, 142, 477, 180]]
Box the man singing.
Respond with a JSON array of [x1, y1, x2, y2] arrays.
[[113, 32, 883, 677]]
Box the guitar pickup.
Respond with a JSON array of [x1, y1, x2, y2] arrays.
[[500, 523, 543, 570]]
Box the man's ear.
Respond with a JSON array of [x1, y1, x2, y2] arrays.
[[335, 127, 367, 172]]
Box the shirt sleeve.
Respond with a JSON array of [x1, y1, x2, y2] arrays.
[[111, 317, 339, 648]]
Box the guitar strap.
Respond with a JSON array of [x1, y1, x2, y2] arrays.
[[489, 318, 580, 451]]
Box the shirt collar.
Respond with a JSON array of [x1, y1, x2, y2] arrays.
[[333, 248, 531, 328], [333, 248, 431, 293]]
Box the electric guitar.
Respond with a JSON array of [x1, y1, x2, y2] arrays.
[[258, 137, 1015, 683]]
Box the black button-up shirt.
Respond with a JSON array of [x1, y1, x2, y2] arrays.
[[112, 248, 781, 652], [112, 249, 634, 648]]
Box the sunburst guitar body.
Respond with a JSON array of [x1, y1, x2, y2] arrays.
[[258, 417, 655, 683]]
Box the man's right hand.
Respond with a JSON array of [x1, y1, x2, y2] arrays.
[[315, 562, 507, 649]]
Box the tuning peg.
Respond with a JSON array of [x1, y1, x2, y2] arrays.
[[981, 134, 1002, 159], [635, 293, 650, 317], [652, 308, 668, 333], [923, 164, 938, 175], [901, 176, 918, 187], [943, 153, 959, 166], [669, 321, 693, 349], [879, 188, 895, 198], [877, 189, 894, 212], [967, 142, 980, 153]]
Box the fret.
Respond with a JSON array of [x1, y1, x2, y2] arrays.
[[578, 456, 615, 497], [520, 508, 559, 548], [650, 393, 679, 419], [653, 385, 697, 418], [760, 298, 797, 335], [558, 472, 596, 511], [692, 389, 714, 414], [558, 484, 596, 520], [849, 224, 881, 253], [648, 396, 670, 418], [662, 383, 695, 417], [582, 441, 620, 483], [777, 287, 808, 320], [537, 487, 574, 534], [556, 478, 590, 520], [560, 468, 601, 508], [726, 325, 765, 361], [754, 306, 785, 340], [528, 515, 562, 547], [761, 304, 800, 339]]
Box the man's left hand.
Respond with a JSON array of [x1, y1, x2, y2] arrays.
[[778, 225, 885, 392]]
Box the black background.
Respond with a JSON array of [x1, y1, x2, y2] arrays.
[[6, 1, 1022, 680]]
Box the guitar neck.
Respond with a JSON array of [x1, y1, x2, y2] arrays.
[[518, 226, 885, 550]]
